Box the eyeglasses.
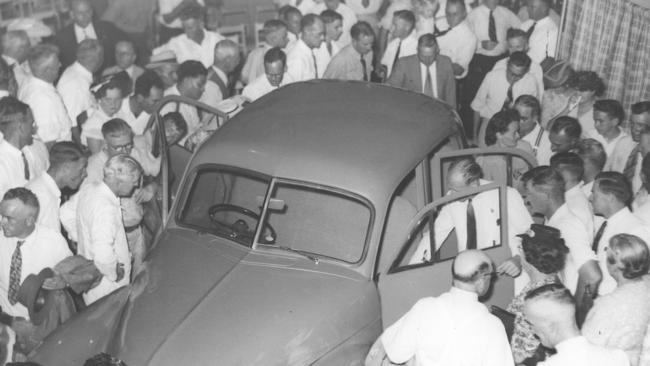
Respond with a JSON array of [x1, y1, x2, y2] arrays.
[[108, 142, 134, 152]]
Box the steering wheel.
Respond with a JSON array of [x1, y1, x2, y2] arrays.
[[208, 204, 277, 244]]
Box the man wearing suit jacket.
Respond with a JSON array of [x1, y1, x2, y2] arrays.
[[387, 33, 456, 108], [54, 0, 126, 71]]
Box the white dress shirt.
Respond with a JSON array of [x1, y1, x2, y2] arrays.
[[0, 225, 71, 318], [467, 5, 521, 56], [471, 67, 540, 119], [581, 181, 594, 197], [286, 39, 320, 82], [594, 208, 650, 295], [19, 76, 74, 143], [521, 16, 558, 63], [118, 97, 151, 136], [161, 85, 201, 146], [2, 55, 31, 87], [547, 204, 595, 294], [381, 287, 514, 366], [25, 172, 62, 233], [22, 139, 49, 179], [242, 73, 294, 102], [57, 61, 96, 124], [63, 181, 131, 305], [381, 30, 419, 78], [520, 123, 553, 165], [592, 131, 633, 170], [419, 61, 438, 97], [437, 20, 477, 79], [314, 39, 341, 78], [492, 57, 545, 100], [157, 0, 205, 29], [538, 336, 629, 366], [0, 139, 28, 198], [73, 23, 98, 42], [565, 184, 595, 236], [152, 29, 225, 68], [609, 141, 641, 191]]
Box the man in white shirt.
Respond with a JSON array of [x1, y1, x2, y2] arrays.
[[65, 154, 142, 304], [313, 10, 343, 77], [590, 172, 650, 295], [324, 21, 375, 81], [26, 142, 88, 233], [0, 97, 37, 198], [1, 31, 31, 88], [550, 152, 595, 235], [380, 10, 418, 79], [240, 20, 290, 85], [491, 28, 544, 98], [589, 100, 634, 169], [467, 0, 521, 60], [520, 0, 558, 64], [57, 39, 103, 125], [522, 167, 601, 322], [472, 51, 539, 123], [242, 48, 294, 102], [366, 250, 514, 366], [310, 0, 358, 49], [436, 0, 477, 79], [0, 187, 71, 322], [609, 101, 650, 194], [279, 5, 303, 51], [515, 95, 552, 164], [202, 39, 240, 106], [524, 283, 629, 366], [286, 14, 326, 82], [119, 71, 165, 135], [152, 4, 225, 69]]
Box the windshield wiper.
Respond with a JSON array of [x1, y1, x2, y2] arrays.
[[269, 246, 320, 264]]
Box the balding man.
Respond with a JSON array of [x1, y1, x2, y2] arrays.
[[1, 30, 31, 87], [241, 19, 290, 85], [57, 39, 103, 125], [63, 154, 142, 304], [367, 250, 514, 366], [201, 39, 241, 106], [18, 45, 74, 146], [523, 283, 629, 366], [286, 14, 325, 81]]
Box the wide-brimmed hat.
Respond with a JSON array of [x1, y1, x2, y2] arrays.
[[7, 18, 53, 40], [146, 51, 178, 69], [543, 60, 575, 89], [17, 267, 55, 325]]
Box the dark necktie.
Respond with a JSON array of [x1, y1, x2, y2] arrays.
[[526, 22, 537, 39], [326, 41, 333, 56], [502, 83, 514, 110], [311, 49, 318, 78], [392, 40, 402, 73], [466, 198, 477, 249], [592, 220, 607, 253], [488, 10, 497, 42], [8, 240, 24, 305], [21, 151, 30, 180], [623, 145, 641, 183], [433, 25, 451, 38], [423, 66, 434, 97], [360, 55, 368, 81]]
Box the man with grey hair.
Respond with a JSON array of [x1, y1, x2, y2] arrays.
[[18, 44, 75, 147], [63, 154, 142, 304], [1, 30, 31, 87], [57, 39, 104, 124], [366, 250, 514, 366], [201, 39, 241, 105]]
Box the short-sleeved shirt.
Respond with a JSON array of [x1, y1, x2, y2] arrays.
[[19, 76, 74, 143]]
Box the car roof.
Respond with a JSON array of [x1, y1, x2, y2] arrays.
[[193, 80, 461, 203]]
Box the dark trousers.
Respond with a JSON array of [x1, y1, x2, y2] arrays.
[[458, 53, 507, 140]]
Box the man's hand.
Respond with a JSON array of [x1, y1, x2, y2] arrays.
[[497, 255, 522, 277], [481, 40, 498, 51], [133, 182, 157, 204]]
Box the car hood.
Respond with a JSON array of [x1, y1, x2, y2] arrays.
[[30, 228, 379, 366]]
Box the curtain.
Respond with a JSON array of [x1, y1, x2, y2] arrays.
[[559, 0, 650, 115]]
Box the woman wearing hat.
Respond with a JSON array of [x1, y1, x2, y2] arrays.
[[507, 224, 569, 365]]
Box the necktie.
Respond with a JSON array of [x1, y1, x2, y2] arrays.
[[526, 22, 537, 39], [311, 49, 318, 78], [327, 41, 333, 56], [502, 83, 513, 110], [360, 55, 368, 81], [466, 198, 477, 250], [433, 25, 451, 38], [423, 66, 434, 97], [623, 145, 641, 183], [8, 240, 24, 305], [488, 10, 497, 42], [592, 221, 607, 253], [21, 151, 30, 180], [392, 40, 402, 73]]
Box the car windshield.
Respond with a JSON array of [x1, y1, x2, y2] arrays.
[[259, 181, 372, 263], [178, 167, 271, 246]]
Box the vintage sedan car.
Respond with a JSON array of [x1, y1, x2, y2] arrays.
[[30, 81, 534, 365]]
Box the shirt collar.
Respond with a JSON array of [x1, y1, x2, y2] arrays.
[[99, 181, 120, 203], [566, 184, 582, 197], [608, 206, 633, 223], [522, 123, 541, 140], [71, 61, 93, 81], [548, 203, 570, 224], [555, 336, 588, 354], [0, 138, 21, 156], [74, 23, 95, 34], [2, 55, 17, 66], [0, 90, 10, 98], [449, 286, 480, 301], [29, 75, 55, 89]]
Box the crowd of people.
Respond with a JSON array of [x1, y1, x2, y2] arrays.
[[0, 0, 647, 364]]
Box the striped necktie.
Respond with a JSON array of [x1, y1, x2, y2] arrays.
[[8, 240, 25, 305]]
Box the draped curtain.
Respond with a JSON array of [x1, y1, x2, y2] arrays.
[[559, 0, 650, 115]]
